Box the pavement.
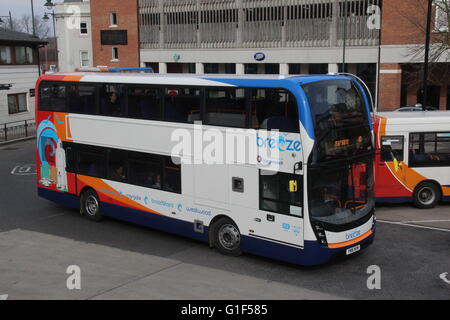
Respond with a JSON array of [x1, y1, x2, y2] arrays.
[[0, 139, 449, 300]]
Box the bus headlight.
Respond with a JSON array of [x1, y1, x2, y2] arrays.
[[314, 224, 328, 247]]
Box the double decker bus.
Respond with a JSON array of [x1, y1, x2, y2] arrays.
[[374, 111, 450, 209], [35, 72, 375, 266]]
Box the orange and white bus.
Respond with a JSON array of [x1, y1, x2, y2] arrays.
[[374, 111, 450, 208]]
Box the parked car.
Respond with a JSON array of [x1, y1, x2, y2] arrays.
[[393, 104, 437, 112]]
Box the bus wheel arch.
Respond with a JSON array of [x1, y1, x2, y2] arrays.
[[80, 187, 103, 221], [208, 215, 242, 256], [413, 180, 442, 209]]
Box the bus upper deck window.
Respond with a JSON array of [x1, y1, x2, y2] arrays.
[[39, 82, 66, 112], [251, 89, 299, 133]]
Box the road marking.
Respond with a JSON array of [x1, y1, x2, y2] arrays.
[[402, 219, 450, 223], [439, 272, 450, 285], [0, 294, 8, 300], [378, 219, 450, 233], [10, 164, 36, 176]]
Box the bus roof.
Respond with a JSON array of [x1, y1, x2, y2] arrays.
[[39, 72, 352, 87], [376, 111, 450, 124]]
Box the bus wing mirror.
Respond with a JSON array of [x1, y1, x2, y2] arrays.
[[294, 161, 303, 174]]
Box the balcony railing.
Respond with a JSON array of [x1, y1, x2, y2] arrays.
[[139, 0, 381, 49]]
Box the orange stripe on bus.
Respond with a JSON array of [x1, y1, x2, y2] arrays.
[[327, 230, 373, 249], [63, 75, 84, 82]]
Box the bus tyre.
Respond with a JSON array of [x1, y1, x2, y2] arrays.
[[81, 189, 103, 221], [413, 182, 441, 209], [213, 217, 242, 257]]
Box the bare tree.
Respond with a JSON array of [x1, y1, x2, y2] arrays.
[[394, 0, 449, 89], [13, 14, 51, 39]]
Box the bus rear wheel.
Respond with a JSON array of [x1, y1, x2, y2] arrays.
[[80, 189, 103, 221], [413, 182, 441, 209], [213, 217, 242, 257]]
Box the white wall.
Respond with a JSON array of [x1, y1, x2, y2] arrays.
[[0, 65, 39, 124], [55, 1, 93, 72]]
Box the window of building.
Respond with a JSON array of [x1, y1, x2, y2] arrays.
[[39, 82, 66, 112], [68, 84, 97, 114], [7, 93, 27, 114], [435, 0, 449, 32], [164, 87, 201, 123], [25, 47, 34, 64], [259, 170, 303, 216], [204, 63, 219, 74], [409, 132, 450, 167], [76, 145, 107, 178], [224, 63, 236, 74], [204, 88, 247, 127], [264, 64, 280, 75], [110, 12, 118, 26], [100, 84, 125, 117], [381, 136, 404, 161], [80, 22, 88, 34], [245, 63, 258, 74], [128, 86, 162, 120], [112, 47, 119, 61], [309, 64, 328, 74], [15, 47, 26, 64], [80, 51, 89, 67], [251, 88, 299, 133], [289, 64, 302, 75], [0, 46, 12, 64]]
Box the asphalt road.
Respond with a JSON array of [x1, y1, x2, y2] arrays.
[[0, 139, 449, 300]]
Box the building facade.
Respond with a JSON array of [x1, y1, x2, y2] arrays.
[[0, 28, 47, 124], [90, 0, 140, 68], [66, 0, 449, 111], [55, 0, 93, 72]]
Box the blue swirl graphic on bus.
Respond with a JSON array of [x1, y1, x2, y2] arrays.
[[256, 133, 302, 152], [37, 117, 59, 166]]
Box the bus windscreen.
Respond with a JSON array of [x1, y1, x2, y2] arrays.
[[303, 79, 373, 163]]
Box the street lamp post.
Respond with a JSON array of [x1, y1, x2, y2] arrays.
[[43, 0, 58, 71], [422, 0, 433, 110], [0, 12, 13, 30]]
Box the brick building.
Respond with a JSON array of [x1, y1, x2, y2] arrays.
[[90, 0, 139, 68], [60, 0, 449, 111]]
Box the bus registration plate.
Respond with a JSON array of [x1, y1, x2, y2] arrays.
[[346, 245, 361, 255]]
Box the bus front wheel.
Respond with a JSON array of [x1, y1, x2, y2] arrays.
[[213, 217, 242, 257], [80, 189, 103, 221], [413, 182, 441, 209]]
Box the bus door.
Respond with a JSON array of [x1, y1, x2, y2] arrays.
[[253, 169, 304, 248], [377, 135, 407, 196]]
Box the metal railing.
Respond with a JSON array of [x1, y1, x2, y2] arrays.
[[139, 0, 381, 49], [0, 119, 36, 143]]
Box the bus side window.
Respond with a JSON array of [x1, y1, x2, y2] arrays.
[[380, 136, 404, 162], [68, 84, 97, 114], [127, 86, 162, 120], [204, 88, 246, 128], [251, 89, 299, 133], [164, 87, 201, 123], [76, 145, 107, 178], [409, 132, 450, 167], [100, 84, 125, 117]]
